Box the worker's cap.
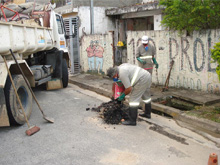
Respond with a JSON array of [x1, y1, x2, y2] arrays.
[[142, 35, 148, 44], [107, 67, 118, 78]]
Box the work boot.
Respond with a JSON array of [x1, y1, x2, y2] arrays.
[[122, 107, 138, 126], [139, 103, 151, 119]]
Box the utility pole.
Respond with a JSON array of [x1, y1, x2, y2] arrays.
[[90, 0, 94, 34]]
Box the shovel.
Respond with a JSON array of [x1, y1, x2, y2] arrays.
[[9, 49, 54, 123]]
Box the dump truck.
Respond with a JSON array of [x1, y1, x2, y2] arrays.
[[0, 8, 70, 126]]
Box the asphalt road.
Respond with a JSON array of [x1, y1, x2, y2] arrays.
[[0, 84, 219, 165]]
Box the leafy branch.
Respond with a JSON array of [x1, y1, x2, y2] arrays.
[[159, 0, 220, 34], [211, 42, 220, 81]]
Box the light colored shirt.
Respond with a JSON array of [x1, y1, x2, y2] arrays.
[[136, 44, 155, 65], [94, 46, 104, 58], [118, 63, 150, 89], [86, 46, 95, 57]]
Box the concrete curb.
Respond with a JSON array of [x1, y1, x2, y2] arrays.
[[69, 79, 112, 98], [69, 79, 220, 138], [178, 113, 220, 135], [152, 102, 220, 136]]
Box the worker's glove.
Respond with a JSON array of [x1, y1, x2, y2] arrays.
[[137, 57, 146, 65], [152, 57, 159, 69], [117, 93, 126, 101]]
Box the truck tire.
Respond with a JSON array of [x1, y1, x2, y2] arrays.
[[4, 75, 32, 125], [62, 59, 69, 88]]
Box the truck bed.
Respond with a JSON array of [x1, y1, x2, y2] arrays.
[[0, 21, 54, 56]]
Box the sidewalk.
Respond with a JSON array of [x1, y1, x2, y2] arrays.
[[69, 73, 220, 139]]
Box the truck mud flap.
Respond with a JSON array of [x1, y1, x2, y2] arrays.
[[46, 50, 63, 79], [0, 88, 10, 127]]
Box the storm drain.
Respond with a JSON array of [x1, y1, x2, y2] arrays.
[[152, 96, 201, 118], [155, 96, 199, 110]]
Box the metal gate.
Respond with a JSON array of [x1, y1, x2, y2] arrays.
[[64, 17, 80, 74]]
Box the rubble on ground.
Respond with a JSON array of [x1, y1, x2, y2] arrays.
[[90, 100, 129, 124]]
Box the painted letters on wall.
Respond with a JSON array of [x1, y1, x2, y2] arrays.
[[127, 30, 220, 94]]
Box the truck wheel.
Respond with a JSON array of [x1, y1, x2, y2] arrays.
[[62, 59, 69, 88], [4, 75, 32, 125]]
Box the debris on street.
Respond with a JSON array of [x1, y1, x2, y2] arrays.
[[89, 100, 129, 124]]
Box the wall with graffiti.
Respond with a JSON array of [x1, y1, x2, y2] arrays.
[[127, 30, 220, 94], [80, 32, 113, 74]]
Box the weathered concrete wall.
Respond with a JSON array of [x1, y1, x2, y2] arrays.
[[80, 32, 113, 74], [154, 14, 164, 30], [127, 30, 220, 94], [78, 6, 115, 38]]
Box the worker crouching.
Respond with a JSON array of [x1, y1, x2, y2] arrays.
[[107, 63, 152, 126]]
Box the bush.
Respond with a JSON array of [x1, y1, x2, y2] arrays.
[[211, 42, 220, 81]]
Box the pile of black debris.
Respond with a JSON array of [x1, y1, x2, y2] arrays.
[[90, 100, 129, 124]]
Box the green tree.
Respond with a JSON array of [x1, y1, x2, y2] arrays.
[[159, 0, 220, 34], [211, 42, 220, 81]]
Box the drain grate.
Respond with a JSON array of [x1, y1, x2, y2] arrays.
[[153, 96, 201, 111]]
